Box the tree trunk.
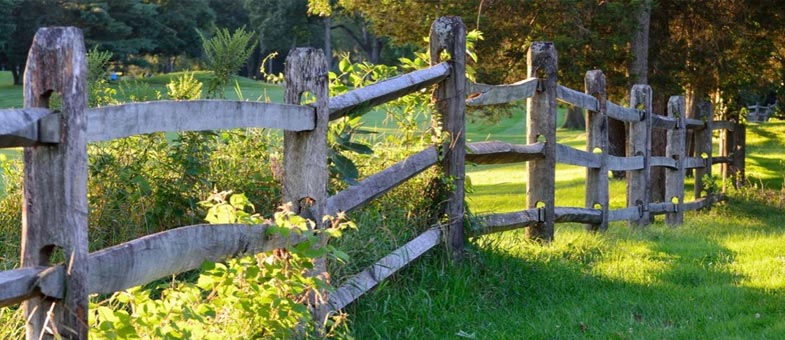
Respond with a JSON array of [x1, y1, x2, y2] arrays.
[[12, 64, 22, 85], [324, 16, 332, 69], [561, 106, 585, 129], [650, 97, 667, 205], [608, 118, 626, 179], [630, 0, 651, 84], [622, 0, 651, 182]]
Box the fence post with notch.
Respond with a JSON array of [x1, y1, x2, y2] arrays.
[[430, 16, 467, 260], [21, 27, 89, 340], [525, 41, 558, 242]]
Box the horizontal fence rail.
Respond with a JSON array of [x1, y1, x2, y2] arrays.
[[88, 100, 315, 142], [329, 62, 450, 121], [0, 224, 307, 308], [466, 78, 538, 106]]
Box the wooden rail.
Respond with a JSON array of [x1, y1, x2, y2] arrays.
[[329, 62, 450, 120], [0, 223, 305, 307], [88, 101, 315, 142]]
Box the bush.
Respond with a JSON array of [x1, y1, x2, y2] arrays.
[[89, 192, 353, 339]]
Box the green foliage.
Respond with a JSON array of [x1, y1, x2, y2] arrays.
[[200, 27, 257, 98], [90, 191, 352, 339], [166, 72, 203, 100]]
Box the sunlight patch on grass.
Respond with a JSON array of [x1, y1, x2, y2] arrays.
[[723, 237, 785, 291]]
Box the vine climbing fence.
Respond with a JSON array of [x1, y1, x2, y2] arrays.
[[0, 16, 745, 340]]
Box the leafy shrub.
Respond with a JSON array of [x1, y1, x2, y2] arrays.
[[200, 27, 257, 98], [89, 192, 353, 339]]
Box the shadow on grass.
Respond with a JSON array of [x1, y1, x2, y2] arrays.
[[347, 199, 785, 339]]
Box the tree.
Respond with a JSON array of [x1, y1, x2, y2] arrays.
[[154, 0, 216, 73], [245, 0, 325, 77]]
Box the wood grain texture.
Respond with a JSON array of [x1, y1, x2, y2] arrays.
[[681, 197, 712, 211], [0, 108, 58, 147], [665, 96, 686, 225], [87, 101, 314, 142], [327, 228, 441, 311], [329, 62, 449, 120], [555, 143, 601, 168], [465, 141, 545, 164], [607, 155, 644, 171], [326, 147, 438, 215], [583, 70, 608, 231], [21, 27, 89, 340], [606, 100, 643, 122], [683, 157, 707, 169], [282, 48, 330, 325], [627, 84, 653, 226], [0, 267, 47, 308], [525, 41, 557, 242], [650, 156, 679, 169], [465, 78, 538, 106], [652, 115, 678, 130], [283, 48, 329, 224], [474, 209, 541, 235], [554, 207, 602, 224], [649, 202, 678, 214], [34, 224, 304, 298], [430, 16, 467, 260], [684, 118, 705, 129], [557, 84, 599, 111], [608, 207, 643, 222]]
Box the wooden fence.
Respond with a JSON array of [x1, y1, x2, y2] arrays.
[[0, 17, 745, 339]]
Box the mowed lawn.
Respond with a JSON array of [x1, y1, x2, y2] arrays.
[[347, 111, 785, 339], [2, 70, 785, 339]]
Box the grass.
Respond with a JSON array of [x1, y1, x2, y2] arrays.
[[2, 71, 785, 339], [341, 112, 785, 339]]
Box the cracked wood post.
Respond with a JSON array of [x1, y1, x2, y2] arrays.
[[665, 96, 686, 225], [628, 85, 653, 226], [21, 27, 88, 340], [525, 42, 557, 242], [693, 101, 712, 199], [584, 70, 609, 231], [282, 48, 330, 326], [429, 16, 467, 261]]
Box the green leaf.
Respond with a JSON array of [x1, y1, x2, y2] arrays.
[[330, 152, 359, 184]]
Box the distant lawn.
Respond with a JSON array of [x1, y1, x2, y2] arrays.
[[0, 70, 284, 108]]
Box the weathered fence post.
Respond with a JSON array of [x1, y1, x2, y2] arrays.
[[725, 122, 746, 189], [282, 48, 330, 325], [665, 96, 686, 225], [693, 101, 713, 199], [526, 42, 557, 242], [429, 16, 467, 260], [21, 27, 88, 340], [584, 70, 608, 231], [628, 85, 653, 226]]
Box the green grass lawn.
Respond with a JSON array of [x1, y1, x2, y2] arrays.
[[344, 111, 785, 339]]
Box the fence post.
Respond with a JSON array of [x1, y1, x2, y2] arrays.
[[730, 122, 746, 189], [429, 16, 467, 261], [21, 27, 88, 340], [693, 101, 713, 199], [584, 70, 608, 231], [526, 42, 557, 242], [282, 48, 330, 325], [628, 85, 653, 226], [665, 96, 686, 225]]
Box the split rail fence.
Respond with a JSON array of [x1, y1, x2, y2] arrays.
[[0, 17, 745, 339]]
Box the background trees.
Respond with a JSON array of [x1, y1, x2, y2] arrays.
[[0, 0, 783, 123]]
